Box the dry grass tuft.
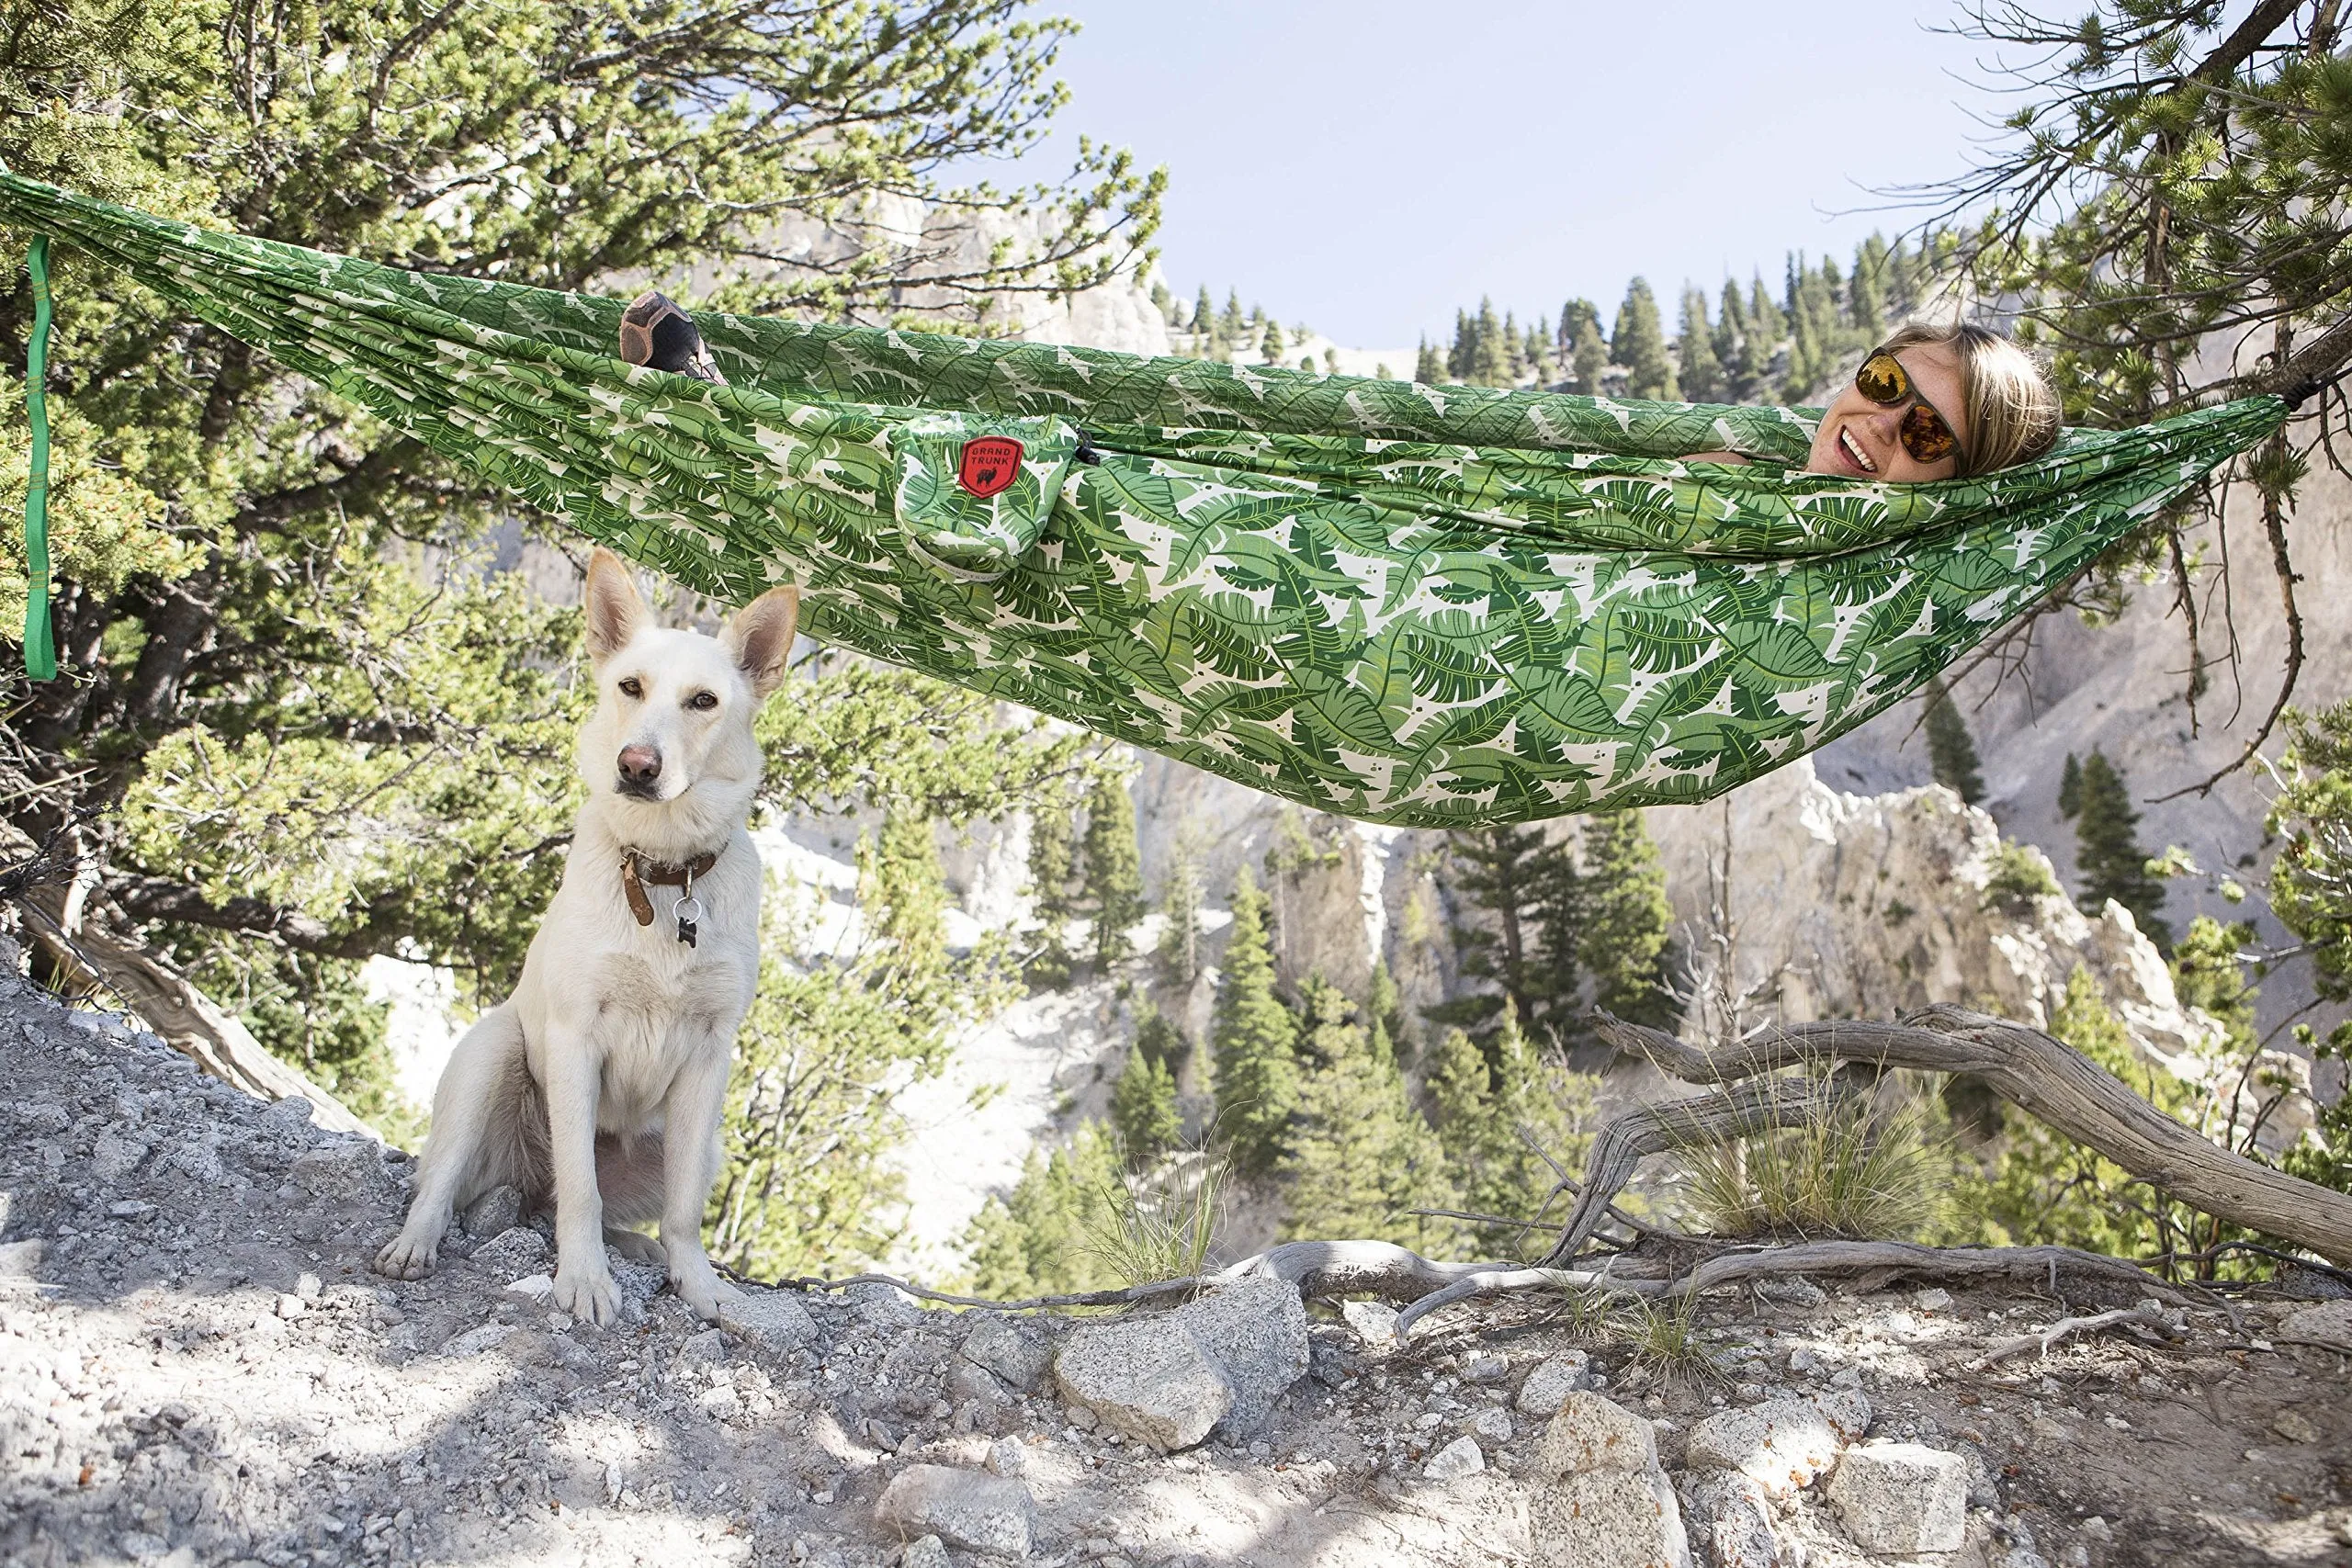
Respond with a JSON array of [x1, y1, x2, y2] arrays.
[[1677, 1074, 1949, 1242]]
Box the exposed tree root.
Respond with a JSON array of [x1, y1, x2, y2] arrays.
[[1967, 1304, 2179, 1369], [1547, 1005, 2352, 1268]]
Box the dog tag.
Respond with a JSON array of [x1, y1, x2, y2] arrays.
[[674, 896, 703, 949]]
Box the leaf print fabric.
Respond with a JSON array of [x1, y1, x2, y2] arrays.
[[0, 173, 2286, 826]]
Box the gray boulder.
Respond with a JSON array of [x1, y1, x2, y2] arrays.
[[718, 1290, 820, 1356], [874, 1463, 1034, 1558], [1684, 1391, 1870, 1496], [1052, 1317, 1232, 1452], [1529, 1393, 1692, 1568], [1678, 1471, 1779, 1568], [1423, 1433, 1486, 1482], [1826, 1441, 1967, 1555], [1515, 1351, 1592, 1416], [1052, 1274, 1309, 1452], [960, 1313, 1053, 1391]]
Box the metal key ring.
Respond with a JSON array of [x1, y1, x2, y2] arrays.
[[673, 897, 705, 926]]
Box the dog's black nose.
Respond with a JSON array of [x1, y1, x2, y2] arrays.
[[617, 745, 662, 788]]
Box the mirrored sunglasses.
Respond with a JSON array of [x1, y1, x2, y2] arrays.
[[1854, 351, 1964, 472]]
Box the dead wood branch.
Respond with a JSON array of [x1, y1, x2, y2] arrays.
[[1556, 1005, 2352, 1268], [1674, 1240, 2191, 1304], [1544, 1067, 1870, 1265], [1969, 1304, 2179, 1369]]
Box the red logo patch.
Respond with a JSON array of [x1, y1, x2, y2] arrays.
[[956, 436, 1023, 499]]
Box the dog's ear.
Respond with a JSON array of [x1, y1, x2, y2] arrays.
[[723, 584, 800, 699], [582, 548, 646, 668]]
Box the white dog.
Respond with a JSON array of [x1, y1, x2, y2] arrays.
[[375, 548, 798, 1325]]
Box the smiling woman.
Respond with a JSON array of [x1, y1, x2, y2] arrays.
[[1695, 322, 2064, 481]]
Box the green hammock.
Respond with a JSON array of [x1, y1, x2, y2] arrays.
[[0, 173, 2284, 828]]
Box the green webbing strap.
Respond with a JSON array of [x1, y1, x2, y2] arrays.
[[21, 234, 55, 681]]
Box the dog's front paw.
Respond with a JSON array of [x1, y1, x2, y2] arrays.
[[667, 1251, 733, 1323], [374, 1230, 439, 1280], [553, 1258, 623, 1327]]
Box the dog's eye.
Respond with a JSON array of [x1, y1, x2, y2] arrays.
[[617, 677, 642, 699], [687, 691, 718, 711]]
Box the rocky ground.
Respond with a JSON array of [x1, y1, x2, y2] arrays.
[[4, 973, 2350, 1568]]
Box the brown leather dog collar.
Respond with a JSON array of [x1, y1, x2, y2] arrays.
[[620, 849, 718, 928]]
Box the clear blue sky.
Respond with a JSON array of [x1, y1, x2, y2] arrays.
[[983, 1, 2004, 347]]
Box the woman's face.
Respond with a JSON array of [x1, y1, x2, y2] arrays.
[[1805, 342, 1971, 482]]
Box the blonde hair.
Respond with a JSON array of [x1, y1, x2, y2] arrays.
[[1877, 321, 2062, 478]]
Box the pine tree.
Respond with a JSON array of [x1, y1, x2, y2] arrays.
[[1155, 835, 1204, 987], [1279, 976, 1453, 1247], [1081, 774, 1145, 969], [1415, 336, 1443, 384], [1211, 865, 1300, 1175], [2072, 749, 2170, 947], [1469, 297, 1512, 386], [1713, 280, 1747, 398], [1193, 284, 1215, 344], [1676, 285, 1723, 404], [1577, 810, 1674, 1030], [1261, 320, 1285, 366], [1922, 678, 1986, 805], [1612, 277, 1677, 400], [2058, 752, 2083, 818], [1217, 289, 1245, 352], [1744, 273, 1785, 393], [964, 1122, 1126, 1297], [1027, 801, 1080, 984], [1425, 826, 1582, 1053], [1111, 1020, 1182, 1168], [1849, 233, 1889, 338], [1425, 1007, 1593, 1255]]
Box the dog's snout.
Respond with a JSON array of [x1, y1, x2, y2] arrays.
[[617, 745, 663, 788]]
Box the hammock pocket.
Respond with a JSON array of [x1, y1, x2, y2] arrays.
[[0, 173, 2285, 827]]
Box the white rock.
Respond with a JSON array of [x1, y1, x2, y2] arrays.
[[436, 1324, 512, 1358], [898, 1536, 951, 1568], [1470, 1406, 1514, 1445], [1053, 1274, 1308, 1451], [718, 1291, 819, 1356], [1516, 1351, 1591, 1416], [1462, 1348, 1510, 1382], [1052, 1316, 1231, 1452], [1679, 1472, 1779, 1568], [1538, 1391, 1661, 1478], [873, 1463, 1034, 1558], [2277, 1300, 2352, 1353], [0, 1239, 44, 1278], [1827, 1440, 1967, 1555], [984, 1437, 1028, 1477], [1685, 1391, 1870, 1496], [504, 1273, 554, 1300], [1533, 1472, 1692, 1568], [468, 1226, 549, 1274], [1341, 1298, 1399, 1348], [960, 1314, 1051, 1391], [1914, 1287, 1954, 1312], [1423, 1433, 1486, 1482]]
